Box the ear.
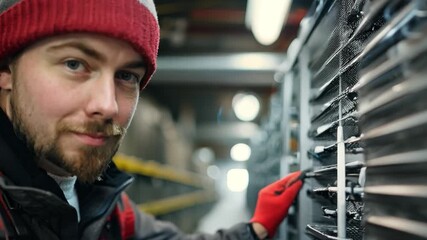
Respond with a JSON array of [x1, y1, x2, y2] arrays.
[[0, 66, 12, 90]]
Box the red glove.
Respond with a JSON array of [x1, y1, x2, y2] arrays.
[[250, 171, 303, 238]]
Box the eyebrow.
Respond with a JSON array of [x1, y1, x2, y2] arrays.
[[47, 42, 107, 63], [46, 42, 146, 69]]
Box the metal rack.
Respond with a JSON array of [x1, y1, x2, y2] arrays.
[[277, 0, 405, 239], [277, 1, 427, 239], [357, 1, 427, 239]]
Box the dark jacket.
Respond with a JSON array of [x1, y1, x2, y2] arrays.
[[0, 109, 257, 240]]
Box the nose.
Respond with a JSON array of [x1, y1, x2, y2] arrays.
[[85, 74, 118, 120]]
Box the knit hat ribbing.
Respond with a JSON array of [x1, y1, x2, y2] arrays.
[[0, 0, 160, 90]]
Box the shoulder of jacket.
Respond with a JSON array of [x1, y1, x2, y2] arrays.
[[111, 193, 136, 239]]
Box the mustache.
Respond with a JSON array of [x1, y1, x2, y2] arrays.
[[57, 121, 125, 136]]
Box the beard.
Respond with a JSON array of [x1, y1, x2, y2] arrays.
[[10, 86, 126, 184]]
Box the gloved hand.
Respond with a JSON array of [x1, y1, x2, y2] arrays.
[[250, 171, 304, 238]]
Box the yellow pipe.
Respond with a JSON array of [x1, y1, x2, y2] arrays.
[[113, 153, 211, 188]]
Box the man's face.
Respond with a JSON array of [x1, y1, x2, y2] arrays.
[[4, 34, 145, 183]]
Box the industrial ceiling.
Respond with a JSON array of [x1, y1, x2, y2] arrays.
[[142, 0, 312, 160]]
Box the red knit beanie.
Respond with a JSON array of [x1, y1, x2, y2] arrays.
[[0, 0, 160, 90]]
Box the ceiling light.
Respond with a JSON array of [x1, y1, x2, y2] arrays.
[[227, 169, 249, 192], [230, 143, 251, 162], [232, 93, 260, 122], [246, 0, 292, 45]]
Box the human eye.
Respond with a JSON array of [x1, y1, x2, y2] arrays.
[[115, 70, 141, 85], [64, 59, 86, 72]]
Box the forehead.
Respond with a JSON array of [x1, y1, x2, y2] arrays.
[[22, 33, 144, 62]]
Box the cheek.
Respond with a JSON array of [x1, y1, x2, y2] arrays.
[[117, 97, 138, 128], [12, 53, 82, 129], [34, 86, 73, 116], [17, 73, 77, 124]]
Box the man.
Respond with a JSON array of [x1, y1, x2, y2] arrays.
[[0, 0, 303, 239]]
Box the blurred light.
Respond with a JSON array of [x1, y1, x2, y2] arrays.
[[230, 143, 251, 161], [227, 169, 249, 192], [245, 0, 254, 29], [194, 147, 215, 164], [232, 93, 260, 121], [207, 165, 220, 179], [228, 53, 279, 70], [246, 0, 292, 45]]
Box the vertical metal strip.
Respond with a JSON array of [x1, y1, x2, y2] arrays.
[[337, 125, 346, 238], [278, 68, 293, 238], [281, 70, 294, 167], [337, 0, 346, 238], [298, 47, 313, 240]]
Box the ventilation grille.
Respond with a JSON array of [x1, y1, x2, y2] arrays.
[[358, 1, 427, 239]]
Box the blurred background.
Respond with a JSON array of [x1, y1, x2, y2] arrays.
[[114, 0, 311, 235], [115, 1, 427, 240]]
